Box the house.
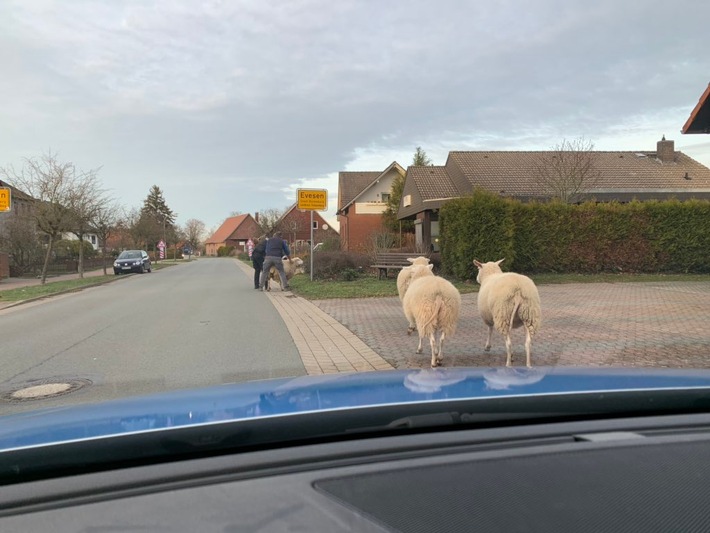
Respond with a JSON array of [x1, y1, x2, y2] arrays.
[[397, 138, 710, 252], [0, 179, 35, 229], [205, 214, 263, 256], [0, 180, 36, 278], [273, 203, 339, 251], [682, 83, 710, 134], [62, 232, 100, 251], [336, 161, 405, 251]]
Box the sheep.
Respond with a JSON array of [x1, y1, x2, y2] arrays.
[[266, 257, 305, 291], [396, 256, 431, 301], [473, 259, 541, 367], [401, 264, 462, 367]]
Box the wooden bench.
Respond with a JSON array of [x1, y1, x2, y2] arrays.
[[371, 252, 421, 280]]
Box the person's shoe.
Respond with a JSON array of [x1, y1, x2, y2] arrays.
[[254, 286, 260, 289]]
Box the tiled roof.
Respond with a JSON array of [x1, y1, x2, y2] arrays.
[[682, 83, 710, 134], [338, 171, 380, 210], [206, 214, 249, 244], [446, 149, 710, 197], [0, 179, 34, 202], [407, 166, 460, 201], [399, 143, 710, 219]]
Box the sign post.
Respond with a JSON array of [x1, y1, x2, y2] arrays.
[[296, 189, 327, 281], [0, 188, 11, 212]]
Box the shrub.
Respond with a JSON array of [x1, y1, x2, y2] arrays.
[[309, 251, 371, 280], [440, 192, 710, 277], [340, 267, 361, 281], [217, 245, 235, 257]]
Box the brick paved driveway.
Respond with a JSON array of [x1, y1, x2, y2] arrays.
[[314, 281, 710, 369]]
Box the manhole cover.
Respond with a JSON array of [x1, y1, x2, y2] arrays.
[[1, 378, 92, 403]]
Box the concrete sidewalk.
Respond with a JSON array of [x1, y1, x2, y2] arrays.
[[234, 259, 393, 375]]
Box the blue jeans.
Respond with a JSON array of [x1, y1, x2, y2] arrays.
[[260, 256, 288, 289]]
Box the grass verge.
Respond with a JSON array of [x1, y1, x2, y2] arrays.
[[0, 276, 117, 302], [0, 262, 183, 303]]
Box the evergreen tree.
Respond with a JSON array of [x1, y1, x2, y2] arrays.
[[138, 185, 177, 249], [412, 146, 433, 166]]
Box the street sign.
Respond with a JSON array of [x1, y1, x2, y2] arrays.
[[0, 187, 11, 212], [297, 188, 327, 211], [158, 240, 166, 249]]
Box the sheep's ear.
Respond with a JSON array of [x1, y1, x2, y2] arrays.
[[407, 257, 416, 263], [496, 258, 505, 265], [473, 259, 482, 269], [428, 264, 434, 271]]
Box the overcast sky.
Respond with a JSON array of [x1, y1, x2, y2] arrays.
[[2, 0, 709, 235]]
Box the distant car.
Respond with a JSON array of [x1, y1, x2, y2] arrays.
[[113, 250, 152, 274]]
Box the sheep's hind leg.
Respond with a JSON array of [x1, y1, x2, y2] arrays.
[[484, 325, 492, 351], [416, 334, 423, 354], [429, 334, 439, 367], [505, 334, 513, 367], [435, 332, 445, 367], [525, 327, 533, 368]]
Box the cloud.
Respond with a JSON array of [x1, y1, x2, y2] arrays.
[[1, 0, 709, 230]]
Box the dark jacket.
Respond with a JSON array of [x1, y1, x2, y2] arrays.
[[264, 236, 290, 258], [252, 239, 267, 262]]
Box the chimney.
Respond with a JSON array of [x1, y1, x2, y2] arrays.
[[255, 212, 259, 223], [657, 135, 675, 164]]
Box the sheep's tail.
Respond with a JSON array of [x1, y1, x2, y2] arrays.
[[418, 295, 458, 337], [418, 297, 442, 335], [516, 292, 541, 337], [509, 296, 521, 335]]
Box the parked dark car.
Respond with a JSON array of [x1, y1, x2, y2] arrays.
[[113, 250, 151, 274]]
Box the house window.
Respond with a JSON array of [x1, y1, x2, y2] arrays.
[[381, 193, 390, 203], [90, 235, 96, 244], [312, 221, 318, 230]]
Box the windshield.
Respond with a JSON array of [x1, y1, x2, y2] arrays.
[[1, 2, 710, 453], [117, 251, 142, 260]]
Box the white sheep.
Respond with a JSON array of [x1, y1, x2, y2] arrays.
[[473, 259, 541, 367], [402, 264, 462, 367], [266, 257, 305, 291], [397, 256, 431, 301]]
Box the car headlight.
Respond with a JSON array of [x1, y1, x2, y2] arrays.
[[134, 261, 142, 265], [113, 262, 119, 267]]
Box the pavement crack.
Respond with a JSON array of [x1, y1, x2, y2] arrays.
[[7, 322, 115, 382]]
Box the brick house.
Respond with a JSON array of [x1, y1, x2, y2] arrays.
[[397, 138, 710, 252], [274, 203, 339, 251], [336, 161, 405, 252], [205, 214, 263, 256]]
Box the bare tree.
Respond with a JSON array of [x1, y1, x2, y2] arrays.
[[183, 218, 206, 258], [67, 170, 107, 277], [1, 152, 91, 284], [533, 137, 602, 203], [93, 201, 122, 275], [256, 207, 285, 235]]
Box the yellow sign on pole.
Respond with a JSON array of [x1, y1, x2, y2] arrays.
[[297, 188, 327, 211], [0, 187, 10, 212]]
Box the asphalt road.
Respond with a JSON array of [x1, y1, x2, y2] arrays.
[[0, 259, 305, 415]]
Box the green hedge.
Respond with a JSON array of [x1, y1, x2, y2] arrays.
[[440, 191, 710, 277]]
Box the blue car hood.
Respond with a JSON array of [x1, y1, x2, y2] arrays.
[[2, 367, 710, 452]]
